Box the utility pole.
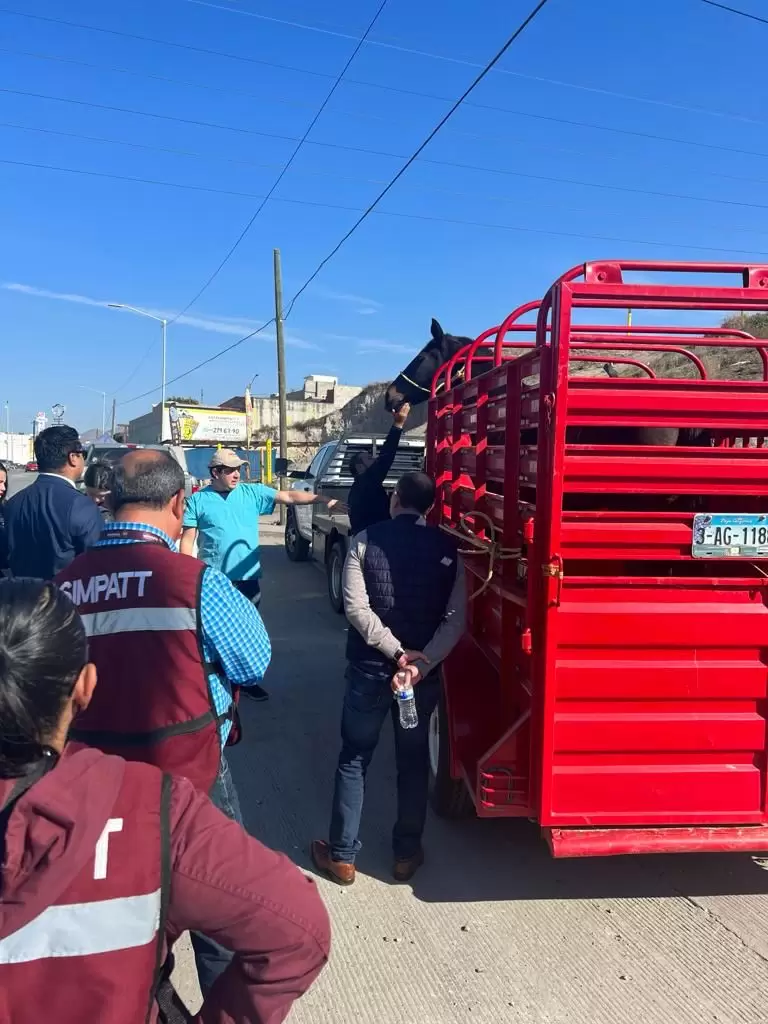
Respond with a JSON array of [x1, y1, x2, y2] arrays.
[[111, 398, 117, 436], [4, 401, 9, 463], [273, 248, 288, 525]]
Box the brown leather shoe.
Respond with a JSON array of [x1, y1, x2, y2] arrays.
[[393, 848, 425, 883], [311, 840, 356, 886]]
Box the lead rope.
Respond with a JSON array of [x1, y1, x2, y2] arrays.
[[441, 510, 522, 600]]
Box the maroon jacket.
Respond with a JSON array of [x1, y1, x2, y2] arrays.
[[56, 542, 223, 793], [0, 747, 330, 1023]]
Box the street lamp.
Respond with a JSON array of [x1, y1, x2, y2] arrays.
[[77, 386, 107, 435], [108, 304, 168, 411]]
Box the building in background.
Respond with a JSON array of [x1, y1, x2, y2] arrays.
[[32, 411, 47, 438], [0, 432, 33, 464], [126, 374, 362, 445]]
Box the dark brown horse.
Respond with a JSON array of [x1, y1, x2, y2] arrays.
[[388, 321, 712, 447], [385, 319, 473, 412]]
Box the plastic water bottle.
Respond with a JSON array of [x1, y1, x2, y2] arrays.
[[395, 672, 419, 730]]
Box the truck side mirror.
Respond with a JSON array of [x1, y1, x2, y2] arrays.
[[274, 457, 289, 475]]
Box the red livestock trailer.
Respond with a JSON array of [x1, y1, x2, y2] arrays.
[[427, 260, 768, 857]]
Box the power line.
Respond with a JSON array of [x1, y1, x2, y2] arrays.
[[0, 45, 397, 130], [8, 115, 768, 201], [10, 40, 768, 144], [12, 81, 768, 181], [0, 8, 334, 83], [0, 86, 303, 145], [169, 0, 390, 323], [12, 41, 768, 161], [378, 208, 768, 257], [176, 0, 768, 127], [7, 133, 768, 217], [700, 1, 768, 26], [115, 195, 768, 406], [180, 0, 370, 42], [112, 335, 159, 395], [2, 5, 762, 129], [7, 150, 768, 244], [116, 0, 651, 407]]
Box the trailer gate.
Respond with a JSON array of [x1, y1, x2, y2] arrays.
[[429, 260, 768, 856]]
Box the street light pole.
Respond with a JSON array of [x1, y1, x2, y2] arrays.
[[161, 317, 168, 412], [273, 249, 288, 526]]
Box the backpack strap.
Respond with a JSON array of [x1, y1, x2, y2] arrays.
[[147, 773, 194, 1024]]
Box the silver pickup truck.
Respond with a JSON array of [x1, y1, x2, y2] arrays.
[[284, 434, 426, 612]]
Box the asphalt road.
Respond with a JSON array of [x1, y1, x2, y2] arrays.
[[168, 526, 768, 1024], [7, 468, 37, 495]]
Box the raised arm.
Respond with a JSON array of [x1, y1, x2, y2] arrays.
[[274, 490, 333, 507], [364, 404, 410, 487]]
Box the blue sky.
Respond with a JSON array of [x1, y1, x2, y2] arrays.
[[0, 0, 763, 432]]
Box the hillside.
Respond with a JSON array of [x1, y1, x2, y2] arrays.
[[291, 382, 429, 442], [289, 314, 768, 451]]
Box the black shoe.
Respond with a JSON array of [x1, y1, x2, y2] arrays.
[[241, 684, 269, 702]]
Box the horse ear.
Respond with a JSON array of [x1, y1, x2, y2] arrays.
[[431, 318, 444, 341]]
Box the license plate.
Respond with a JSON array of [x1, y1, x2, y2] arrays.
[[692, 513, 768, 558]]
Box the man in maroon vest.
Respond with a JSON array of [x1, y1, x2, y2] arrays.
[[56, 448, 272, 995], [0, 577, 329, 1023]]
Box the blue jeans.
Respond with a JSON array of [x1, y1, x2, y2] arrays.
[[329, 664, 441, 864], [190, 756, 243, 995]]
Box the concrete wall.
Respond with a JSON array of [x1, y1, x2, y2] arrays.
[[126, 406, 162, 444], [248, 395, 362, 433]]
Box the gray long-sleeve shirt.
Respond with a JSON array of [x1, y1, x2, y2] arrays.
[[342, 516, 467, 673]]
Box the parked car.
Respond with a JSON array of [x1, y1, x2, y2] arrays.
[[24, 461, 37, 472], [285, 435, 426, 612]]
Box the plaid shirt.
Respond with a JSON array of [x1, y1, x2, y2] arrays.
[[94, 521, 271, 743]]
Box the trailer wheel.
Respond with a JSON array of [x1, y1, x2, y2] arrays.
[[327, 539, 346, 614], [285, 509, 310, 562], [428, 689, 474, 819]]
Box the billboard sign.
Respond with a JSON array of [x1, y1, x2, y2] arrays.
[[165, 405, 245, 443]]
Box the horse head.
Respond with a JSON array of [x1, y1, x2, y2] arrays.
[[385, 319, 472, 411]]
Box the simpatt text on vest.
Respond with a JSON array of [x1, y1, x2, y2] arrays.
[[59, 571, 153, 605]]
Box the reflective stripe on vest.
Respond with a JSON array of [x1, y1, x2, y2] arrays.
[[80, 606, 197, 638], [0, 889, 161, 964]]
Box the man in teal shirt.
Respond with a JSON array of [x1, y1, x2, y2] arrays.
[[181, 448, 334, 700]]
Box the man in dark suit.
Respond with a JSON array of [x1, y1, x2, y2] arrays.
[[5, 425, 103, 579]]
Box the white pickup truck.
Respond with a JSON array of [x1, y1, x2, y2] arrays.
[[284, 434, 426, 612], [83, 442, 199, 496]]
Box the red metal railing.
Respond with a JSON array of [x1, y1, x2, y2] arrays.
[[430, 260, 768, 857]]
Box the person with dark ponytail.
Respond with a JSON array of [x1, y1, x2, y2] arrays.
[[0, 579, 330, 1023]]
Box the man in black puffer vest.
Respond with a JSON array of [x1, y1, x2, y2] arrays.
[[311, 472, 466, 886]]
